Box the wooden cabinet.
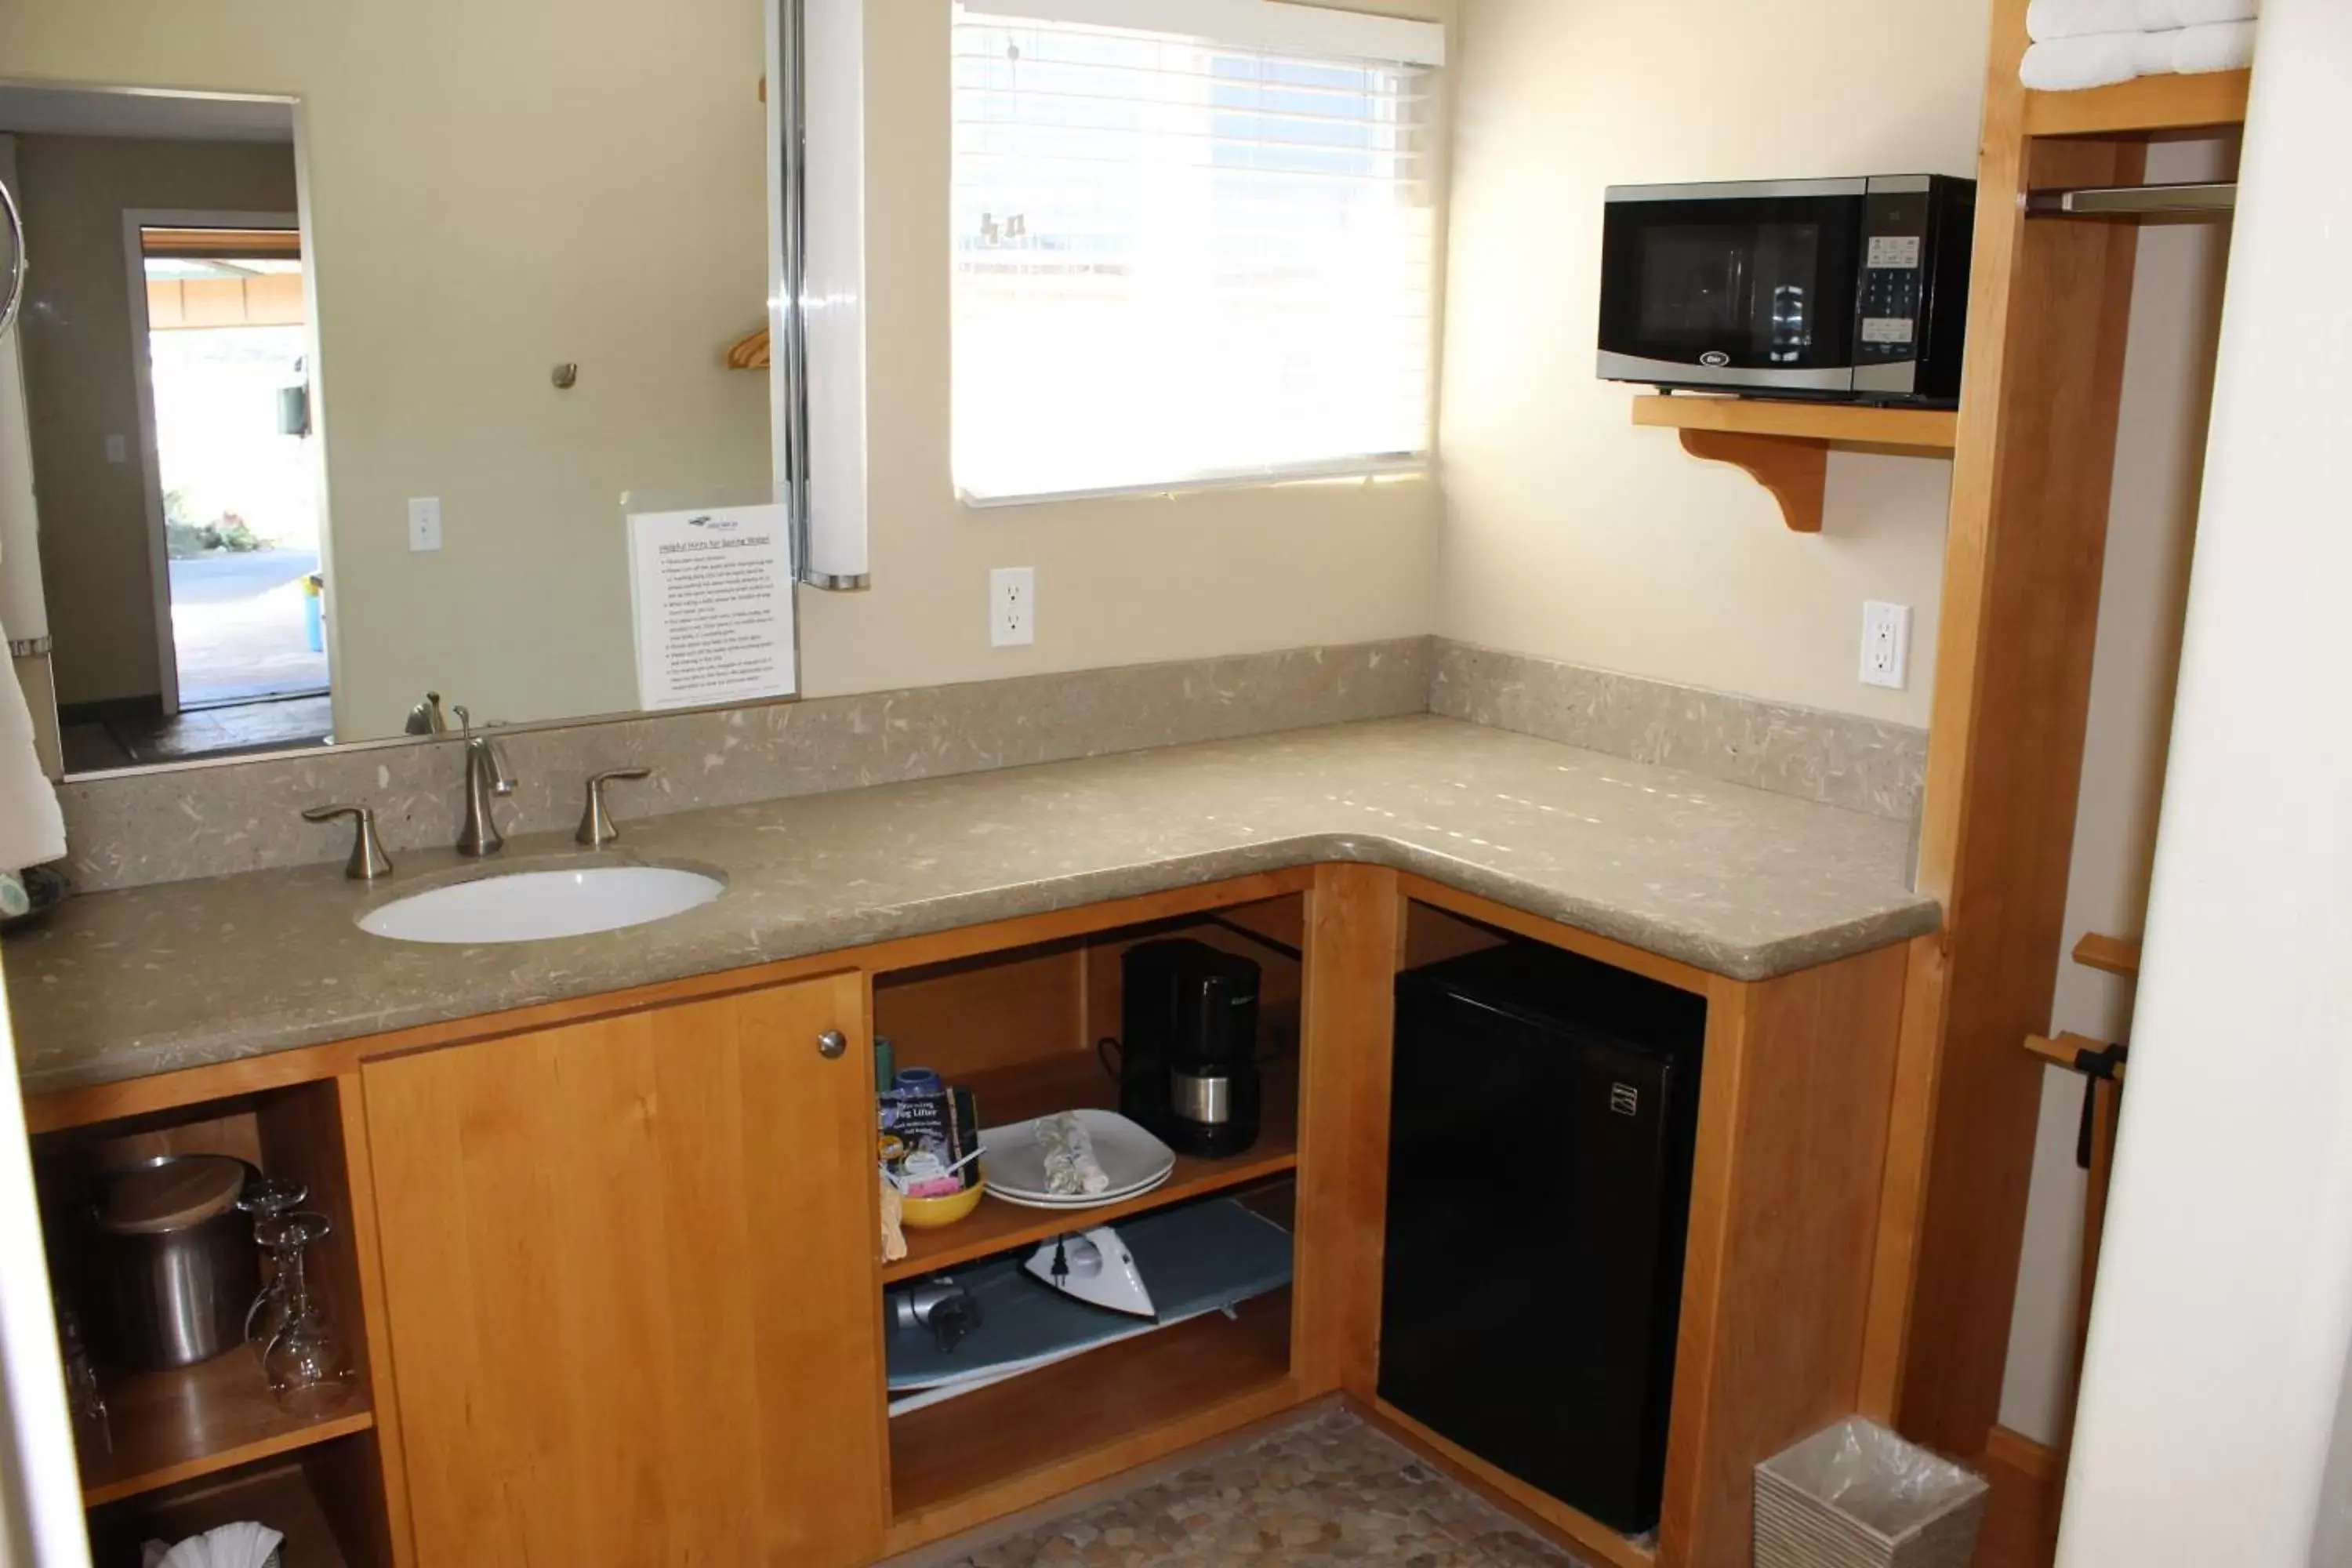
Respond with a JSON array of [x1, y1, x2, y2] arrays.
[[361, 971, 887, 1568]]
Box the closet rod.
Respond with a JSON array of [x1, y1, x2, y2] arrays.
[[2025, 180, 2236, 219]]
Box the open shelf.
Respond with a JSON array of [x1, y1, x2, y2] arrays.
[[887, 1287, 1294, 1540], [2024, 69, 2250, 137], [1630, 394, 1958, 532], [885, 1050, 1300, 1284], [88, 1459, 352, 1568], [79, 1352, 374, 1508]]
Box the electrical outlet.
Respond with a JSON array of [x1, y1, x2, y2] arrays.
[[408, 496, 443, 553], [1860, 601, 1912, 690], [104, 434, 129, 466], [990, 566, 1034, 648]]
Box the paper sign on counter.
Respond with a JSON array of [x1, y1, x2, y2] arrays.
[[627, 504, 796, 710]]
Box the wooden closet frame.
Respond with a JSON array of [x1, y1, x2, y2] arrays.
[[1853, 0, 2249, 1463]]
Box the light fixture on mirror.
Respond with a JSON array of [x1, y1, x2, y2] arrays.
[[769, 0, 870, 591]]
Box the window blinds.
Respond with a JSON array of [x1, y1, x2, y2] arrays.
[[951, 2, 1443, 503]]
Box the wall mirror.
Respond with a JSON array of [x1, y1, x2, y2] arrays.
[[0, 0, 821, 779]]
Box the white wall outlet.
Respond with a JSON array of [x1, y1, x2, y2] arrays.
[[1860, 601, 1912, 690], [103, 434, 129, 466], [990, 566, 1034, 648], [408, 496, 443, 553]]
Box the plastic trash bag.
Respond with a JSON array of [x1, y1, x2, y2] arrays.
[[1762, 1417, 1986, 1536]]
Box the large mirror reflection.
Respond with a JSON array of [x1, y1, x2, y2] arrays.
[[0, 0, 782, 776]]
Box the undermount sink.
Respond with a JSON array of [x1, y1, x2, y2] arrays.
[[358, 863, 726, 945]]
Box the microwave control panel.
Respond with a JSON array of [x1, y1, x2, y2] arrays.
[[1857, 190, 1931, 365]]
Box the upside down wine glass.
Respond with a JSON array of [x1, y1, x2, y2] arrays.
[[260, 1210, 355, 1416]]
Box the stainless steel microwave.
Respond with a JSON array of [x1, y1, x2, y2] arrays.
[[1596, 175, 1976, 405]]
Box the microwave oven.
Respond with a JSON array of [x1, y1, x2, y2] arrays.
[[1596, 175, 1976, 405]]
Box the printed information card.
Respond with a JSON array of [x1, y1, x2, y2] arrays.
[[626, 504, 797, 710]]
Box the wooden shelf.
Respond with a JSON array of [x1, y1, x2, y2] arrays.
[[2072, 931, 2143, 978], [2024, 69, 2250, 138], [89, 1461, 351, 1567], [1631, 395, 1958, 532], [884, 1051, 1299, 1284], [887, 1287, 1294, 1542], [80, 1350, 373, 1508], [1632, 394, 1959, 449]]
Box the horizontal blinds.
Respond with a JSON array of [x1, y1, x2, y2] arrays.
[[962, 0, 1445, 67], [951, 5, 1440, 503]]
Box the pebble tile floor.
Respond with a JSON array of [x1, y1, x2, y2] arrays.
[[943, 1409, 1593, 1567]]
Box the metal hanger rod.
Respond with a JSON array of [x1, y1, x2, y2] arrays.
[[2025, 181, 2237, 219]]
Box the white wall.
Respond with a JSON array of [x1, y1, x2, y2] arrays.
[[2057, 4, 2352, 1561], [1996, 135, 2234, 1449], [1436, 0, 1993, 728], [0, 978, 86, 1568]]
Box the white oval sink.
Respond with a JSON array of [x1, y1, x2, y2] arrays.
[[358, 865, 725, 945]]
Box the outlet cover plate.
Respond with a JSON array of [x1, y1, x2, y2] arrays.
[[990, 566, 1034, 648], [1860, 601, 1911, 690]]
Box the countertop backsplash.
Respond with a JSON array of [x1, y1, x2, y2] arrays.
[[43, 637, 1929, 895]]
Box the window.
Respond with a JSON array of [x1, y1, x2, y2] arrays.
[[951, 0, 1444, 504]]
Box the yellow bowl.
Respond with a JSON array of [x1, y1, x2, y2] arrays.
[[898, 1178, 986, 1229]]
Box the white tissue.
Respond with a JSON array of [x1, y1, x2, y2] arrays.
[[140, 1522, 285, 1568]]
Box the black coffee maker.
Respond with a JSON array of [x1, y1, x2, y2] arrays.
[[1115, 939, 1262, 1158]]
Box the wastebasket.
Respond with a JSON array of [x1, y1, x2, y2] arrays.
[[1754, 1417, 1990, 1568]]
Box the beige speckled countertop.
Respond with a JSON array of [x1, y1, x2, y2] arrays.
[[5, 716, 1940, 1098]]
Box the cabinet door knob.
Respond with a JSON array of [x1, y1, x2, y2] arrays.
[[817, 1029, 848, 1060]]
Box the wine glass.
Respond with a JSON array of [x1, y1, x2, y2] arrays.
[[260, 1210, 355, 1415], [236, 1174, 309, 1350]]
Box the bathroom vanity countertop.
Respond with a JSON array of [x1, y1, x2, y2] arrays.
[[5, 715, 1940, 1097]]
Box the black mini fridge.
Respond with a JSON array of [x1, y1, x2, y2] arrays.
[[1378, 941, 1706, 1536]]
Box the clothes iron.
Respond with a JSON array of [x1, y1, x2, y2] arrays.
[[1024, 1225, 1156, 1319]]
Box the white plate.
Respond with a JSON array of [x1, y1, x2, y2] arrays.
[[978, 1109, 1177, 1206], [985, 1169, 1174, 1211]]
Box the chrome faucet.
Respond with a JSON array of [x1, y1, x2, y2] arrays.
[[456, 709, 516, 857]]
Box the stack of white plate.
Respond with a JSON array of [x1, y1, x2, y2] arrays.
[[977, 1109, 1178, 1210]]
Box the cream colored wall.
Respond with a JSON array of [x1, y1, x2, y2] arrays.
[[1998, 135, 2234, 1450], [794, 0, 1445, 699], [11, 134, 298, 710], [1436, 0, 1994, 728], [2, 0, 1447, 741]]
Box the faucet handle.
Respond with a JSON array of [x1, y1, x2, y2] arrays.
[[303, 804, 394, 882], [577, 768, 654, 848]]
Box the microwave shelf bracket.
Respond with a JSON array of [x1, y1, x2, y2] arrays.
[[1631, 395, 1961, 533]]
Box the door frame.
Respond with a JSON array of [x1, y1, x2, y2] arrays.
[[119, 205, 299, 717]]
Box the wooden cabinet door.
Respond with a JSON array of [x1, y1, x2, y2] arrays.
[[363, 973, 885, 1568]]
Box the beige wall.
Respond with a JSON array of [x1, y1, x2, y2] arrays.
[[797, 0, 1446, 699], [1998, 135, 2234, 1450], [2, 0, 1448, 742], [1436, 0, 1994, 728], [12, 134, 298, 709]]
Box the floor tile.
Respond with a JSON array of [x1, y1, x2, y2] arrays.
[[943, 1410, 1591, 1568]]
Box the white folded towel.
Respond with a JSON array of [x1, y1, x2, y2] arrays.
[[2020, 29, 2177, 89], [2172, 18, 2258, 72], [2028, 0, 2258, 41], [2020, 20, 2256, 89], [0, 607, 62, 872]]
